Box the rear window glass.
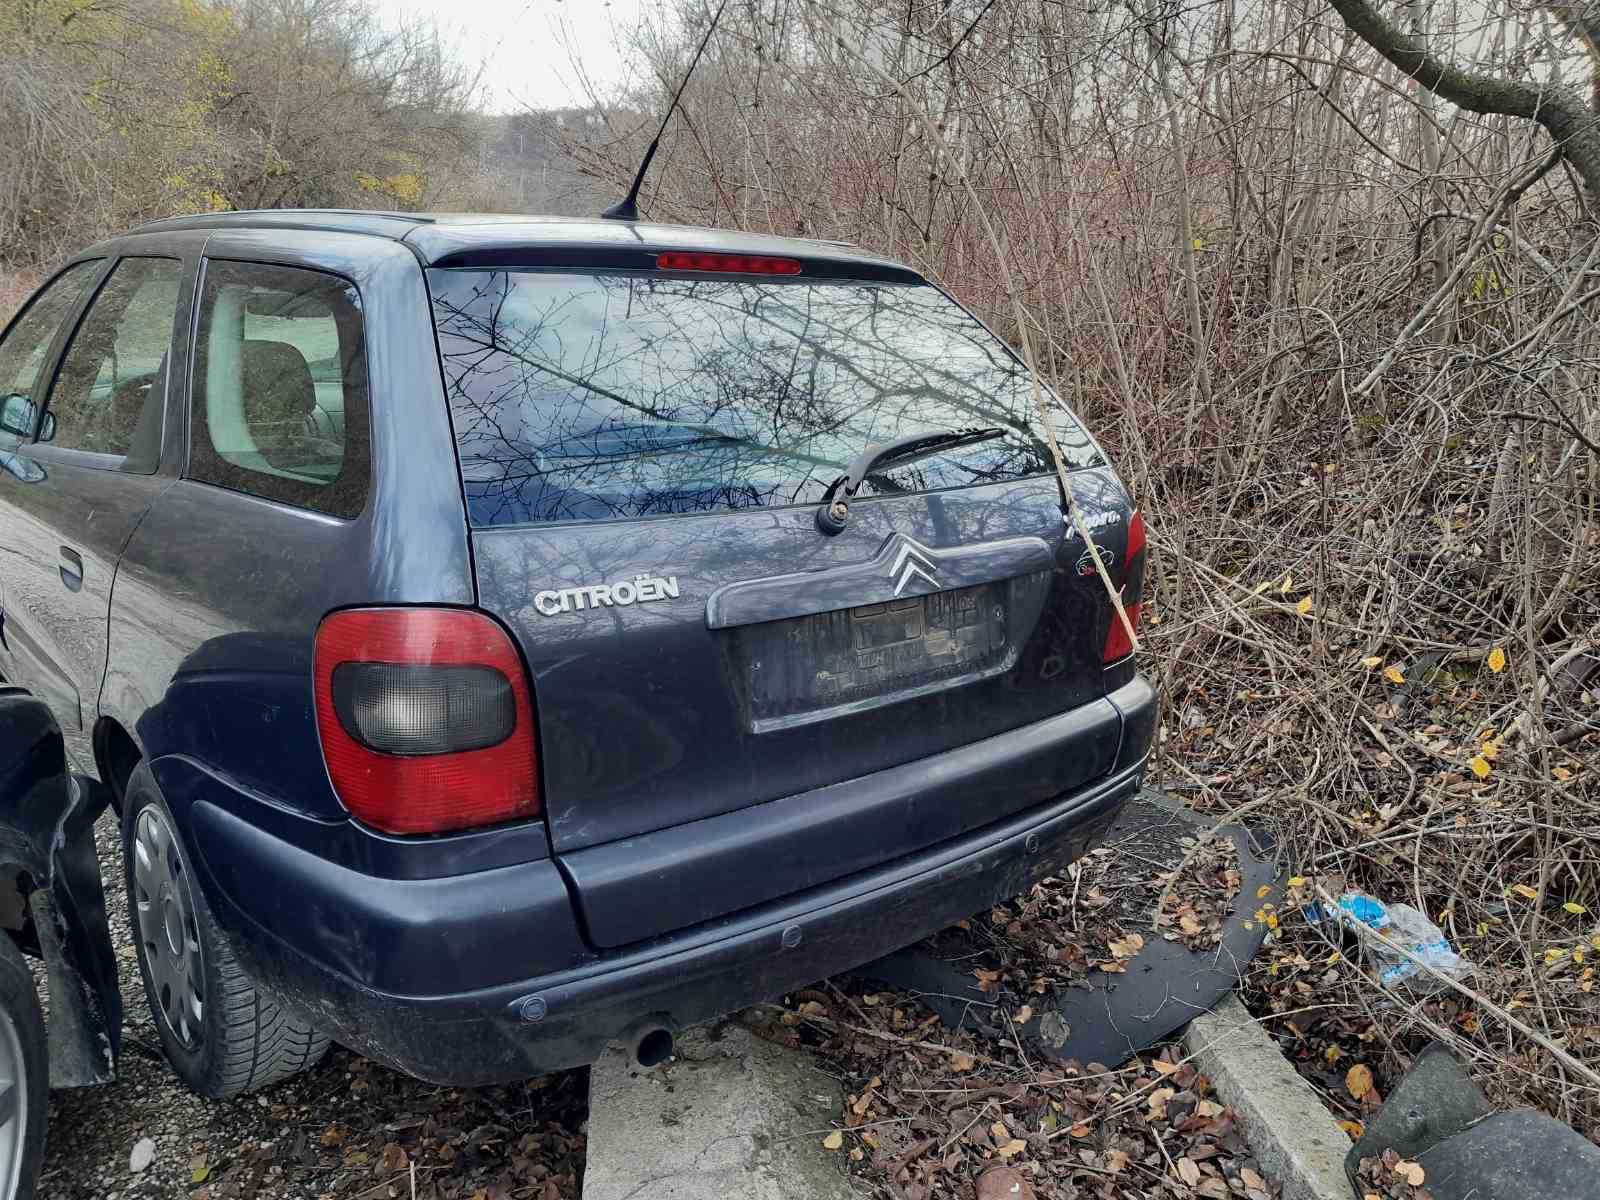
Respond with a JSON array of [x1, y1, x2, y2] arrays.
[[427, 270, 1101, 527]]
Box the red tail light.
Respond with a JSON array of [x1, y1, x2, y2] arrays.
[[1103, 510, 1147, 664], [314, 608, 539, 835], [656, 251, 802, 275]]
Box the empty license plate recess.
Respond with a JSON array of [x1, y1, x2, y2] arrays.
[[729, 574, 1049, 731]]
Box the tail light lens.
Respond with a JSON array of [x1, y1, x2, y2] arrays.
[[1103, 510, 1147, 664], [314, 608, 539, 835]]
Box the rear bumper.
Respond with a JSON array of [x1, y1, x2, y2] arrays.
[[194, 674, 1156, 1084]]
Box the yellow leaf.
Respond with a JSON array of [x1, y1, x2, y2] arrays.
[[1257, 884, 1273, 899], [998, 1138, 1028, 1158], [1546, 947, 1568, 963], [1574, 948, 1586, 965], [1289, 876, 1308, 887], [1360, 656, 1383, 670], [1469, 755, 1492, 779], [1383, 665, 1406, 685], [822, 1131, 844, 1151], [1487, 647, 1507, 673], [1324, 1045, 1343, 1064], [1511, 884, 1539, 901], [1266, 913, 1279, 929], [1554, 766, 1574, 782], [1479, 739, 1500, 761], [1338, 1119, 1365, 1141], [1565, 902, 1588, 915], [1591, 935, 1600, 951], [950, 1052, 977, 1072], [1477, 923, 1488, 936], [1296, 595, 1314, 616], [1192, 236, 1206, 252], [1346, 1064, 1375, 1099], [1278, 573, 1294, 594]]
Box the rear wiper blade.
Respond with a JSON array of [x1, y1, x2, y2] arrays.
[[815, 427, 1007, 535]]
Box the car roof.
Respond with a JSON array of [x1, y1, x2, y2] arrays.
[[125, 209, 919, 278]]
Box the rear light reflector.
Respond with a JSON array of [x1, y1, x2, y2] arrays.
[[656, 251, 802, 275], [314, 608, 539, 835], [1102, 509, 1147, 664]]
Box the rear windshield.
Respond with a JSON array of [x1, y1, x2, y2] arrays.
[[426, 269, 1102, 527]]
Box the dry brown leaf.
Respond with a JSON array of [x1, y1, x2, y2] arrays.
[[1395, 1160, 1425, 1186], [1176, 1156, 1201, 1186], [975, 1164, 1037, 1200], [996, 1138, 1027, 1159]]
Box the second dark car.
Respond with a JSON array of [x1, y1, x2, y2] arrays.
[[0, 210, 1153, 1095]]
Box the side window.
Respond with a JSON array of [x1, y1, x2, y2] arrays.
[[190, 260, 370, 518], [0, 260, 102, 439], [43, 257, 182, 458]]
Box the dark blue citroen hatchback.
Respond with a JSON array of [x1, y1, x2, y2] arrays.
[[0, 210, 1153, 1095]]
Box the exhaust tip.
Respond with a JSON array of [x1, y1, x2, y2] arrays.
[[634, 1025, 675, 1068]]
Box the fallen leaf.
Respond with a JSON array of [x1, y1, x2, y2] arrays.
[[1339, 1119, 1365, 1140], [1565, 902, 1588, 915], [1360, 656, 1383, 670], [1279, 573, 1294, 593], [822, 1131, 844, 1151], [1512, 884, 1540, 901], [950, 1052, 977, 1072], [976, 1164, 1038, 1200], [1487, 647, 1507, 673], [1383, 665, 1406, 685], [1069, 1122, 1091, 1138], [379, 1143, 408, 1174], [1346, 1064, 1375, 1100], [1324, 1045, 1343, 1064], [190, 1155, 210, 1184], [1177, 1156, 1202, 1186], [1296, 595, 1314, 616], [1395, 1160, 1426, 1186], [996, 1138, 1027, 1158], [1469, 755, 1491, 779]]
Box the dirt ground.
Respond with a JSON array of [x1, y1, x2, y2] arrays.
[[35, 815, 588, 1200]]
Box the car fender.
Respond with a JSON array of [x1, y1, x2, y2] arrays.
[[0, 687, 121, 1085]]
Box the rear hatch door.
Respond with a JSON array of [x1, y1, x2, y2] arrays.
[[427, 261, 1135, 947]]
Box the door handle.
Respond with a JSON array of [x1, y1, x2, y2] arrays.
[[59, 546, 83, 592]]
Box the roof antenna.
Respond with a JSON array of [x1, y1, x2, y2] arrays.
[[602, 0, 730, 221]]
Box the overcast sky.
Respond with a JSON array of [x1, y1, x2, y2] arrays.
[[375, 0, 656, 112]]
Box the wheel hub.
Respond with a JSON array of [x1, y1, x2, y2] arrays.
[[133, 808, 205, 1050]]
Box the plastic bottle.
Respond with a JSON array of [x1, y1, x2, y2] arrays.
[[1320, 891, 1473, 992]]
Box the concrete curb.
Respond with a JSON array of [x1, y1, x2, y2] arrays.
[[1185, 995, 1353, 1200]]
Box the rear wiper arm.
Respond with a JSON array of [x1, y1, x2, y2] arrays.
[[815, 427, 1006, 535]]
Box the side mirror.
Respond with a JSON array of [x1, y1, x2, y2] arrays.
[[0, 393, 34, 437]]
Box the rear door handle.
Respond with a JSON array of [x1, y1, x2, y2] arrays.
[[59, 546, 83, 592]]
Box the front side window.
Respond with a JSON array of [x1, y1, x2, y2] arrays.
[[428, 270, 1103, 527], [0, 260, 102, 440], [44, 257, 182, 458], [189, 260, 370, 518]]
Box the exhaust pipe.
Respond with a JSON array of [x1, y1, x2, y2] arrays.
[[621, 1017, 676, 1068]]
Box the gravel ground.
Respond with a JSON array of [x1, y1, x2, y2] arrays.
[[34, 813, 588, 1200]]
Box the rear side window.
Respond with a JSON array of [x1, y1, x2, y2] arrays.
[[190, 260, 370, 518], [44, 256, 182, 460], [0, 260, 101, 437], [427, 270, 1102, 527]]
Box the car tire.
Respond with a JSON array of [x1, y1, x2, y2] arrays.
[[121, 764, 330, 1098], [0, 934, 47, 1200]]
